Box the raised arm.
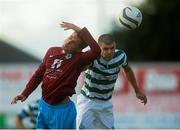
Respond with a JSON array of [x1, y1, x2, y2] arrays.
[[78, 27, 101, 56], [60, 21, 81, 33], [60, 21, 101, 61]]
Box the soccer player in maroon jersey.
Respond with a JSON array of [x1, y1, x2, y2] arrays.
[[11, 21, 101, 129]]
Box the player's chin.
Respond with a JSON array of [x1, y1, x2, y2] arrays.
[[106, 57, 113, 61]]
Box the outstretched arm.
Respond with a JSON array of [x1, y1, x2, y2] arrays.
[[11, 62, 46, 104], [123, 64, 147, 105]]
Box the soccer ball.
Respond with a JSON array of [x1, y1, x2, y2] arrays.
[[117, 6, 142, 30]]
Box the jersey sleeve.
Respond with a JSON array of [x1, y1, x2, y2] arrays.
[[122, 51, 128, 68], [77, 27, 101, 66], [21, 49, 50, 97]]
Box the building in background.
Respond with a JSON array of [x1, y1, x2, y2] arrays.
[[0, 40, 40, 63], [0, 39, 40, 128]]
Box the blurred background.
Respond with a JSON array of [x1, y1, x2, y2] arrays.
[[0, 0, 180, 129]]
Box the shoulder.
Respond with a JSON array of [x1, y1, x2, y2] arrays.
[[114, 49, 127, 58], [45, 47, 64, 56], [115, 49, 125, 54], [47, 46, 62, 52]]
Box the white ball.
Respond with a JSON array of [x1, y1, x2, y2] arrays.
[[118, 6, 142, 30]]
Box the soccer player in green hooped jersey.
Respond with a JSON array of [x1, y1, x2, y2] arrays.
[[77, 34, 147, 129]]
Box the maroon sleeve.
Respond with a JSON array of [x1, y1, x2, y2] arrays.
[[78, 27, 101, 65], [21, 63, 45, 97], [20, 49, 49, 97]]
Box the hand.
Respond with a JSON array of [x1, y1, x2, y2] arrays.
[[60, 21, 81, 32], [136, 91, 147, 105], [11, 95, 27, 104]]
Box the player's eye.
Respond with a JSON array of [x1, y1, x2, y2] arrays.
[[103, 48, 109, 51]]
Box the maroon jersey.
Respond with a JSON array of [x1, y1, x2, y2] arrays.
[[21, 27, 101, 104]]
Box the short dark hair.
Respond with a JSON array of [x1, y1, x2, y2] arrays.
[[98, 34, 115, 45]]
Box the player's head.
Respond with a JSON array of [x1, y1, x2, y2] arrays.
[[98, 34, 116, 61], [63, 32, 87, 53]]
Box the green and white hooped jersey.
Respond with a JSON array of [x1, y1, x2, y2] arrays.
[[81, 49, 128, 100]]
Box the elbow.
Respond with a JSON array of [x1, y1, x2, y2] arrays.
[[96, 45, 101, 56], [94, 47, 101, 57], [97, 47, 101, 56]]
